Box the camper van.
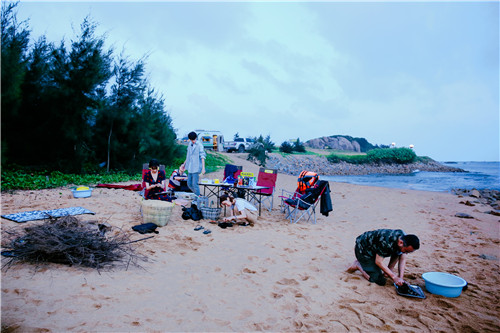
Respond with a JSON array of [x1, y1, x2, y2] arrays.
[[195, 130, 225, 151]]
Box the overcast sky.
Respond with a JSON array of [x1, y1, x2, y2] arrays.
[[15, 1, 499, 161]]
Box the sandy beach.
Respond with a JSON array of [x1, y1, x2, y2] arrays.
[[1, 154, 499, 332]]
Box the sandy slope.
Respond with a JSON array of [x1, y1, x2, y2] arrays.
[[1, 154, 499, 332]]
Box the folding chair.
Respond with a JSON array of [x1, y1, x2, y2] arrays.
[[252, 167, 278, 212], [280, 170, 318, 213], [282, 180, 328, 224], [223, 164, 242, 184]]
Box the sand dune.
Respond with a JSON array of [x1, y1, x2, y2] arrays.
[[1, 155, 499, 332]]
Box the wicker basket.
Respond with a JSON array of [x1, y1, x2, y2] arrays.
[[200, 206, 222, 220], [141, 199, 174, 226]]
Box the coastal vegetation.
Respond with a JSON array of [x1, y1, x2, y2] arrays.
[[326, 147, 417, 165], [1, 3, 181, 174]]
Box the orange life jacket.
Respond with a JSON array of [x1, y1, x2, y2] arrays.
[[297, 171, 318, 193]]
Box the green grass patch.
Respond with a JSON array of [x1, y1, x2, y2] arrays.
[[327, 148, 417, 165], [1, 151, 230, 191]]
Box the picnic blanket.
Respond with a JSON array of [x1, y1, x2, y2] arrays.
[[1, 207, 96, 223], [95, 183, 143, 191]]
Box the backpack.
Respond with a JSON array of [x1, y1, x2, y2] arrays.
[[132, 222, 159, 234], [181, 204, 202, 221]]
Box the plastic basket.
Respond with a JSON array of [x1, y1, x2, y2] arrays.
[[141, 199, 174, 227], [201, 207, 222, 220], [197, 196, 209, 208]]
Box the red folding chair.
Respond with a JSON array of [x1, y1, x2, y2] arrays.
[[253, 167, 278, 212]]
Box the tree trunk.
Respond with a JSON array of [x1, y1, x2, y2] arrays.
[[107, 122, 113, 173]]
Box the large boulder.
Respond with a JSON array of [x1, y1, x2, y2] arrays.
[[305, 136, 361, 152]]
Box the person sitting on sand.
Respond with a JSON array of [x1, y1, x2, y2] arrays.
[[143, 159, 173, 202], [168, 164, 191, 192], [346, 229, 420, 286], [220, 192, 258, 226]]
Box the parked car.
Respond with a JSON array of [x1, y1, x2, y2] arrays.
[[223, 137, 259, 153]]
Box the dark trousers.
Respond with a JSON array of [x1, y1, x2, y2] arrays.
[[355, 246, 387, 286]]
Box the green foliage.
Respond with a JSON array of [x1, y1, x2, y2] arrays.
[[1, 169, 140, 191], [1, 8, 182, 173], [247, 146, 268, 166], [367, 148, 416, 164], [326, 153, 368, 164], [255, 134, 275, 152], [204, 151, 230, 173], [1, 2, 30, 165], [293, 138, 306, 153], [279, 138, 306, 154], [327, 148, 417, 165], [279, 141, 294, 153]]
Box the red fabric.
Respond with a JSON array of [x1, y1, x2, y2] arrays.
[[96, 183, 143, 191]]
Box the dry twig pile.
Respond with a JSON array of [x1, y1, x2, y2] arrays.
[[1, 216, 148, 272]]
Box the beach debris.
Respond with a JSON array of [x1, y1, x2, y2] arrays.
[[1, 216, 148, 272], [455, 213, 474, 219], [485, 210, 500, 217], [479, 254, 498, 261]]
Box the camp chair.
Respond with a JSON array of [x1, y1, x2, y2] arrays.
[[223, 164, 242, 184], [141, 163, 166, 198], [251, 168, 278, 212], [281, 180, 328, 224], [279, 170, 318, 212]]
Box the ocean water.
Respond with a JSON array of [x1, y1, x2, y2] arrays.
[[322, 161, 500, 193]]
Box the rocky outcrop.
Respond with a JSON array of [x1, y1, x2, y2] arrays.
[[452, 188, 500, 211], [265, 153, 465, 177], [306, 137, 361, 152]]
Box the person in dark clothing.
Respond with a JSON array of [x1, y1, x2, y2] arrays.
[[143, 159, 173, 201], [346, 229, 420, 286]]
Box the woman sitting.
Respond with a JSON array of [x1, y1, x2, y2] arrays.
[[220, 192, 258, 226], [143, 159, 173, 201]]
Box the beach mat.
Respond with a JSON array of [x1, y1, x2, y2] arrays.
[[95, 183, 143, 191], [1, 207, 96, 223]]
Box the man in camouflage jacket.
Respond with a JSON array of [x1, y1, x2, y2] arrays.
[[346, 229, 420, 286]]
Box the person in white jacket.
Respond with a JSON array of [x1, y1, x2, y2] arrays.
[[184, 131, 206, 196]]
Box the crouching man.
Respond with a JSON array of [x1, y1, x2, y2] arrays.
[[346, 229, 420, 286]]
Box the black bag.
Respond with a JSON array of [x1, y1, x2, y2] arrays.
[[182, 204, 202, 221], [132, 223, 159, 234]]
